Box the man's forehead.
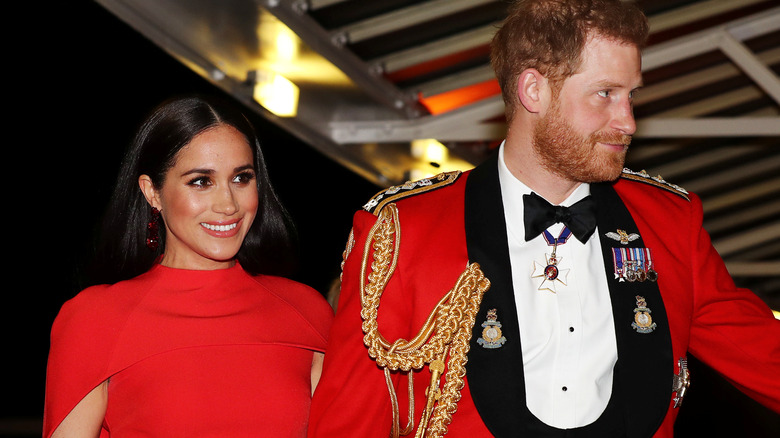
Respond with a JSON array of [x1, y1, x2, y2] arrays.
[[585, 30, 640, 50], [568, 35, 642, 82]]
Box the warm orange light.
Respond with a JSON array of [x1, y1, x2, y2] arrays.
[[419, 79, 501, 115]]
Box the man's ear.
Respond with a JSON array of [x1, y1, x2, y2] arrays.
[[138, 175, 161, 211], [517, 68, 549, 114]]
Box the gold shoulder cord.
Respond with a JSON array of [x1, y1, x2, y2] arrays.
[[359, 203, 490, 438]]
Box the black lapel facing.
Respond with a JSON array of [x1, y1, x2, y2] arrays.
[[464, 152, 527, 436], [462, 162, 673, 437], [591, 183, 673, 437]]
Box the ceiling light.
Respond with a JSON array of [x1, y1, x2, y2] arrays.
[[252, 69, 299, 117], [411, 138, 449, 163]]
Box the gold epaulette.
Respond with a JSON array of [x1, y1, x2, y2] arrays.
[[363, 171, 462, 215], [620, 168, 690, 201]]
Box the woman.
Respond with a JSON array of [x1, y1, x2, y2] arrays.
[[44, 95, 333, 437]]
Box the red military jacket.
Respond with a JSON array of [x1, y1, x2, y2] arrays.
[[309, 153, 780, 437]]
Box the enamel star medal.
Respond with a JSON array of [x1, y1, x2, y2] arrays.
[[531, 227, 571, 293]]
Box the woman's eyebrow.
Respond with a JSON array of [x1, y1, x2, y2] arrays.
[[180, 168, 214, 177], [234, 164, 255, 173]]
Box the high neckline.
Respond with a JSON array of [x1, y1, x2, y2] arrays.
[[143, 261, 249, 290]]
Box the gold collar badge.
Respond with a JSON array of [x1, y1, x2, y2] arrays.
[[478, 308, 506, 349], [631, 295, 657, 334]]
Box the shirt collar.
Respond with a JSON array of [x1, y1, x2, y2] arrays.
[[497, 142, 591, 235]]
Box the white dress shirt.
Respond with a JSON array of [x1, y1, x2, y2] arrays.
[[497, 144, 617, 428]]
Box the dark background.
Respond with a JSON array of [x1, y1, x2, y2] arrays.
[[4, 1, 777, 436], [7, 0, 378, 433]]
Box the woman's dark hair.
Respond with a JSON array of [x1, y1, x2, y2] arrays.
[[87, 94, 297, 285]]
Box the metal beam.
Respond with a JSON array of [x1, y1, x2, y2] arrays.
[[737, 242, 780, 262], [650, 85, 767, 118], [635, 47, 780, 106], [703, 177, 780, 214], [95, 0, 234, 83], [308, 0, 347, 10], [409, 64, 497, 98], [321, 6, 780, 144], [642, 7, 780, 70], [726, 261, 780, 277], [718, 32, 780, 105], [329, 96, 506, 143], [330, 114, 780, 143], [636, 117, 780, 137], [704, 199, 780, 234], [684, 154, 780, 193], [647, 0, 769, 33], [376, 23, 499, 74], [266, 0, 426, 117], [333, 0, 496, 44], [713, 222, 780, 257], [649, 146, 763, 181]]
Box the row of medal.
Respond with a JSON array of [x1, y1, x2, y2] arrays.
[[612, 247, 658, 282]]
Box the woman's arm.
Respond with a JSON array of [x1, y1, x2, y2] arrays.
[[51, 380, 108, 438], [311, 352, 325, 396]]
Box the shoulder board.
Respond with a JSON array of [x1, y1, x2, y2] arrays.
[[363, 171, 462, 215], [620, 168, 689, 201]]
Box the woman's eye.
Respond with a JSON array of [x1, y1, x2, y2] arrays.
[[188, 176, 211, 187], [597, 90, 610, 98], [233, 171, 256, 184]]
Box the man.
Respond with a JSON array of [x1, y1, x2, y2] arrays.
[[308, 0, 780, 436]]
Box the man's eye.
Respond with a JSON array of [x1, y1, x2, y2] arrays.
[[597, 90, 610, 98]]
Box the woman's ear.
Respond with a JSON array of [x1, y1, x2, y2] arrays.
[[517, 68, 549, 114], [138, 175, 161, 211]]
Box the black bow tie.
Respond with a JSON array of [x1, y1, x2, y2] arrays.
[[523, 192, 597, 243]]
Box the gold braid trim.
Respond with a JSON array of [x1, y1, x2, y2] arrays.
[[360, 203, 490, 438], [339, 228, 355, 283]]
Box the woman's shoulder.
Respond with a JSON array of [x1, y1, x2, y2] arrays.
[[53, 274, 156, 336], [251, 275, 334, 335]]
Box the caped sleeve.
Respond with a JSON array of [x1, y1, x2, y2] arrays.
[[43, 285, 121, 438], [252, 275, 334, 352]]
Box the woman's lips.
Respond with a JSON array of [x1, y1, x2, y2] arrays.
[[200, 219, 241, 237]]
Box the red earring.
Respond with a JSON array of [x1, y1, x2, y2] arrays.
[[146, 207, 161, 250]]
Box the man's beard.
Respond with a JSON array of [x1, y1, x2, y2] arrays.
[[532, 103, 631, 183]]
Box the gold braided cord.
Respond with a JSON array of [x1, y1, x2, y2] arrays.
[[359, 204, 490, 438], [339, 228, 355, 283]]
